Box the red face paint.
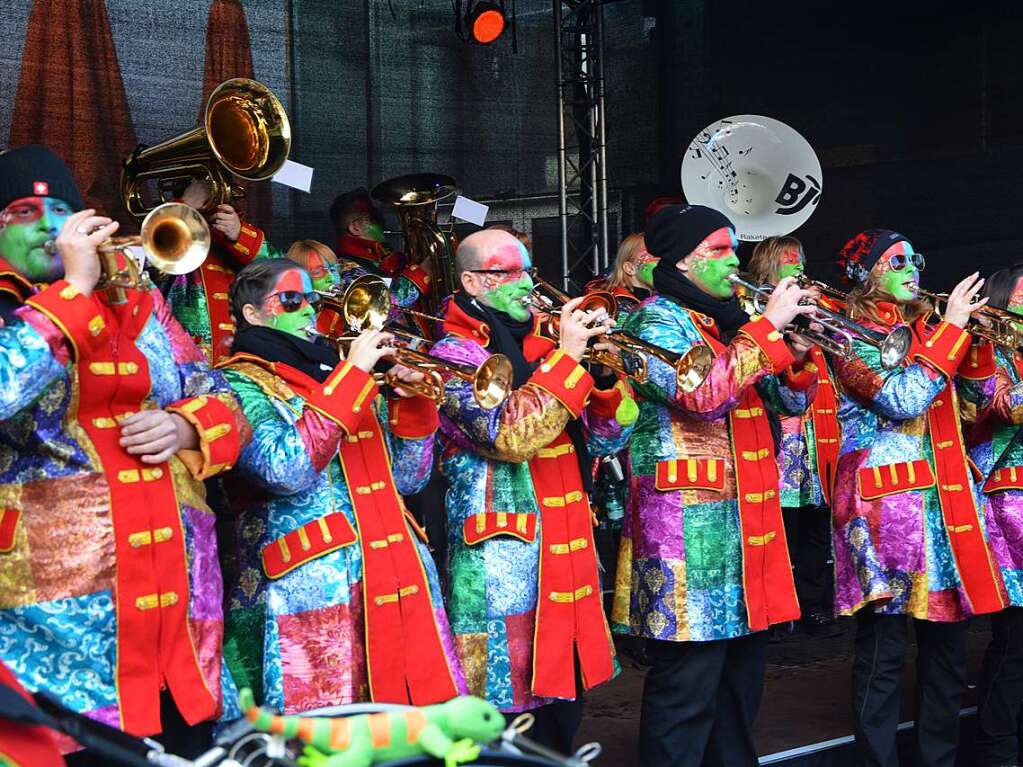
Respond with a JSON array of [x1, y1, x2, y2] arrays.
[[306, 251, 329, 281], [0, 197, 47, 226], [1009, 277, 1023, 311], [779, 248, 802, 266]]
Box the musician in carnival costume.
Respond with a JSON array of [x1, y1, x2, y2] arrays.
[[217, 258, 467, 715], [0, 145, 247, 761], [832, 229, 1004, 767], [167, 179, 282, 365], [429, 229, 637, 751], [956, 264, 1023, 766], [748, 236, 840, 635], [586, 233, 658, 318], [612, 204, 819, 767], [330, 188, 432, 314], [287, 237, 428, 339]]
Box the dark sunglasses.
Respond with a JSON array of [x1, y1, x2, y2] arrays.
[[267, 290, 320, 312], [468, 269, 525, 276], [887, 252, 925, 271]]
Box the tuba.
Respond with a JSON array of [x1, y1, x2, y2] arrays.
[[371, 173, 458, 315], [121, 78, 291, 219], [681, 115, 822, 242]]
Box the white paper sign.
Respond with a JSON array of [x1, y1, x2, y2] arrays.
[[451, 195, 489, 227], [272, 160, 314, 193]]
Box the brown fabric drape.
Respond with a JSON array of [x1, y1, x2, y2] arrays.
[[201, 0, 273, 236], [10, 0, 138, 218]]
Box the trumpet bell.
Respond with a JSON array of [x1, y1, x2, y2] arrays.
[[473, 353, 514, 410], [140, 203, 211, 275], [339, 275, 392, 331], [676, 345, 714, 393], [681, 115, 822, 242], [880, 327, 912, 370]]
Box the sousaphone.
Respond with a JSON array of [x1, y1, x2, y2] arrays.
[[680, 115, 822, 241]]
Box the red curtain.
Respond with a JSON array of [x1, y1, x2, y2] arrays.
[[201, 0, 273, 236], [10, 0, 138, 219]]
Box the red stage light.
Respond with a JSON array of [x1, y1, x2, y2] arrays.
[[470, 2, 506, 45]]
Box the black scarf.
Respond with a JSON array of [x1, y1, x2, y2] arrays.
[[652, 260, 748, 340], [651, 260, 783, 452], [231, 325, 340, 384], [454, 292, 594, 493], [453, 292, 533, 387]]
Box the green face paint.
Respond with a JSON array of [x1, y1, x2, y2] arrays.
[[364, 222, 385, 242], [0, 197, 73, 282], [686, 228, 740, 299], [263, 270, 318, 339], [871, 242, 920, 304], [483, 275, 534, 321], [1006, 277, 1023, 332], [268, 305, 316, 338], [775, 247, 804, 282], [636, 259, 657, 288], [311, 272, 334, 292]]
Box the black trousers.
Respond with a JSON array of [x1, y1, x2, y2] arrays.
[[782, 504, 834, 612], [851, 612, 967, 767], [976, 608, 1023, 767], [639, 631, 767, 767], [64, 690, 213, 765], [513, 696, 586, 756]]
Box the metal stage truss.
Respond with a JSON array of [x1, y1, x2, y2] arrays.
[[553, 0, 609, 293]]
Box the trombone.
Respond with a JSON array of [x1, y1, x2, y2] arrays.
[[309, 276, 513, 409], [522, 273, 715, 393], [45, 202, 210, 305], [916, 288, 1023, 351], [727, 273, 911, 370]]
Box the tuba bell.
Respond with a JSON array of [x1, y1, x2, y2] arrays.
[[681, 115, 822, 242], [121, 78, 291, 219], [371, 173, 458, 316]]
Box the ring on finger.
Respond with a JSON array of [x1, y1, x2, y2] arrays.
[[75, 226, 89, 235]]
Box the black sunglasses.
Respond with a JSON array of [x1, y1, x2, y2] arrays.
[[267, 290, 320, 312]]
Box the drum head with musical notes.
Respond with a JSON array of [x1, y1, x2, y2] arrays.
[[680, 115, 822, 242]]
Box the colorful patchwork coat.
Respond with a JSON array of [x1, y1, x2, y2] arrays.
[[612, 297, 815, 642], [168, 222, 280, 364], [0, 273, 246, 737], [220, 354, 467, 715], [960, 345, 1023, 606], [429, 301, 635, 712], [779, 346, 841, 509], [830, 304, 1005, 620]]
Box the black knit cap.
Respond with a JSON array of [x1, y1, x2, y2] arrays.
[[645, 204, 734, 261], [837, 228, 910, 287], [0, 145, 84, 213]]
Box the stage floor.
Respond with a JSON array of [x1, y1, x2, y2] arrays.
[[578, 618, 993, 764]]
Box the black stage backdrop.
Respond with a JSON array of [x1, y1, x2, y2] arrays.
[[0, 0, 1021, 291]]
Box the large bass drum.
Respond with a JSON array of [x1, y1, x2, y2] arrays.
[[680, 114, 822, 242]]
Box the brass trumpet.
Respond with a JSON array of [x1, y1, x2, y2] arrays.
[[310, 276, 513, 409], [917, 288, 1023, 351], [121, 78, 291, 218], [522, 273, 715, 392], [45, 202, 210, 305], [728, 273, 911, 369]]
